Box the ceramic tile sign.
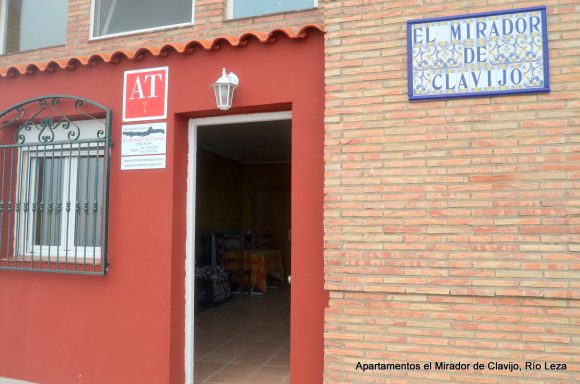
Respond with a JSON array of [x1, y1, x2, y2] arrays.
[[407, 6, 549, 101], [121, 122, 166, 170], [123, 66, 168, 121]]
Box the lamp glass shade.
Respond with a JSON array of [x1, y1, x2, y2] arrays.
[[212, 69, 238, 110]]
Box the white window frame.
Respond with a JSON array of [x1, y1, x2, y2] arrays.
[[0, 0, 9, 54], [89, 0, 195, 40], [13, 119, 105, 264], [226, 0, 318, 20], [16, 149, 103, 262]]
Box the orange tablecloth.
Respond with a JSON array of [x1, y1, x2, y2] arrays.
[[242, 249, 284, 293]]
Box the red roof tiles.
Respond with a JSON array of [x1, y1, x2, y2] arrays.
[[0, 24, 323, 78]]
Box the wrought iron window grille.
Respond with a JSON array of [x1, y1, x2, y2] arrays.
[[0, 95, 111, 275]]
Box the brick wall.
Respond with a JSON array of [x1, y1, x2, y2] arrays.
[[0, 0, 323, 68], [324, 0, 579, 382]]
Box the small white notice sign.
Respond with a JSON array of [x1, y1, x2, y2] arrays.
[[121, 155, 166, 170], [122, 122, 166, 156], [121, 122, 167, 170]]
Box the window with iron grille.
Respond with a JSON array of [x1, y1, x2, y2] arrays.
[[0, 96, 111, 275]]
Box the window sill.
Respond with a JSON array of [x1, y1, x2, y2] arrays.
[[14, 254, 101, 265], [0, 44, 66, 57]]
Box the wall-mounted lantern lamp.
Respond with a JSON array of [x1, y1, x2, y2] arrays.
[[212, 68, 239, 110]]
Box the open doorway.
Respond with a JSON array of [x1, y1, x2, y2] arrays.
[[187, 113, 292, 384]]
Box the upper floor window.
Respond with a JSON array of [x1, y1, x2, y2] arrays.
[[0, 0, 67, 54], [228, 0, 316, 19], [92, 0, 193, 38]]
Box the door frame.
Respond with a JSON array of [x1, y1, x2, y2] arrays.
[[185, 111, 292, 384]]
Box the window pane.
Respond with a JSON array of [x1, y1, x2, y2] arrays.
[[94, 0, 192, 37], [232, 0, 315, 18], [33, 158, 63, 247], [74, 157, 103, 248], [5, 0, 67, 53]]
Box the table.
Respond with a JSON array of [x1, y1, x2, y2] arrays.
[[242, 249, 284, 293]]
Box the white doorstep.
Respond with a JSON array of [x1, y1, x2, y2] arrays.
[[0, 378, 35, 384]]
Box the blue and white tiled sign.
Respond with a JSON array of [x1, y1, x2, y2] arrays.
[[407, 7, 550, 101]]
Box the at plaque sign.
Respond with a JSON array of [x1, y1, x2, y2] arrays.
[[407, 7, 549, 101], [123, 67, 168, 122]]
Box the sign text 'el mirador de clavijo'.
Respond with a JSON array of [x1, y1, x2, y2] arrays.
[[407, 6, 550, 101]]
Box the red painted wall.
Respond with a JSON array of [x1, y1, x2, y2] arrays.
[[0, 31, 325, 384]]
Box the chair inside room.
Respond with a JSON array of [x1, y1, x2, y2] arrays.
[[221, 234, 248, 293], [257, 232, 274, 249], [195, 237, 232, 307]]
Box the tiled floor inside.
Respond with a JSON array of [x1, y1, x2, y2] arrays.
[[194, 283, 290, 384]]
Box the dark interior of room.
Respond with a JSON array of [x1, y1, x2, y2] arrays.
[[194, 120, 291, 384]]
